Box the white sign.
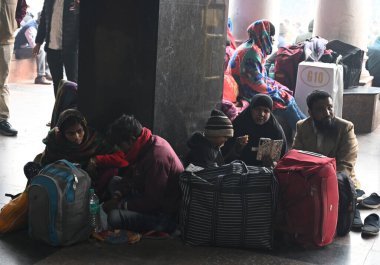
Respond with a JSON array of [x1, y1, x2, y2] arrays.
[[294, 62, 344, 117]]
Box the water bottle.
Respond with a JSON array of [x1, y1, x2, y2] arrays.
[[269, 63, 275, 79], [89, 188, 101, 233]]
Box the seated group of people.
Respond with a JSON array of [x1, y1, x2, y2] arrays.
[[24, 18, 359, 237], [25, 86, 358, 237]]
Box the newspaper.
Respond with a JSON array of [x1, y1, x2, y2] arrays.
[[256, 138, 283, 162]]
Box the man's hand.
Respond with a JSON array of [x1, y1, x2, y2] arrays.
[[102, 197, 121, 214], [32, 43, 41, 56], [85, 157, 98, 179]]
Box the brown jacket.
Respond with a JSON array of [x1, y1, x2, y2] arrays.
[[292, 117, 359, 187]]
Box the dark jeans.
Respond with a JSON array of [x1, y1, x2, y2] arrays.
[[46, 48, 78, 96], [107, 175, 177, 233], [108, 209, 177, 233]]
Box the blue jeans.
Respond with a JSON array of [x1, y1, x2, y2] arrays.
[[108, 209, 177, 233], [107, 176, 177, 233], [273, 99, 306, 131]]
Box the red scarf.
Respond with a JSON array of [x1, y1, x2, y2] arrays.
[[124, 127, 152, 164]]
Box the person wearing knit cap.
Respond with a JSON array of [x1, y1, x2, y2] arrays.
[[184, 109, 234, 168], [222, 94, 287, 167]]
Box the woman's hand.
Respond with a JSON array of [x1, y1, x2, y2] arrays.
[[262, 154, 275, 168], [234, 135, 249, 153]]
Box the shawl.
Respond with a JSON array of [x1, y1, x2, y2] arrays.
[[227, 19, 294, 110], [41, 111, 114, 167], [124, 127, 152, 165]]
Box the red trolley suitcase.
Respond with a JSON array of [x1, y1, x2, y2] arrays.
[[274, 149, 339, 248]]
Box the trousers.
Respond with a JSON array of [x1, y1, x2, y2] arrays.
[[0, 44, 14, 122]]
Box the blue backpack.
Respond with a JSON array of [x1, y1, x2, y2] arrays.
[[28, 159, 91, 246]]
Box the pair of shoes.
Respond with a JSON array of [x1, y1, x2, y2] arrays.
[[351, 208, 363, 229], [45, 73, 52, 81], [35, 76, 51, 85], [361, 193, 380, 209], [0, 120, 18, 136], [362, 213, 380, 236]]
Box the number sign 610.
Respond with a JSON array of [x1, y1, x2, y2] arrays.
[[300, 67, 330, 88]]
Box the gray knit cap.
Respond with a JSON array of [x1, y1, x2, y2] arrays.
[[204, 109, 234, 138]]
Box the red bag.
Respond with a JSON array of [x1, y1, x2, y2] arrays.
[[274, 43, 305, 93], [274, 149, 339, 248]]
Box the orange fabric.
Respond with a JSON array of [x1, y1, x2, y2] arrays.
[[223, 74, 239, 103], [0, 190, 28, 234]]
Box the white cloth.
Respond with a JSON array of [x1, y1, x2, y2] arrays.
[[25, 27, 37, 48], [49, 0, 64, 50]]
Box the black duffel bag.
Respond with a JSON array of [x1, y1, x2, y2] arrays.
[[326, 40, 364, 89], [179, 161, 278, 250]]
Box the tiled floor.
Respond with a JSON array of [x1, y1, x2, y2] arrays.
[[0, 81, 380, 265]]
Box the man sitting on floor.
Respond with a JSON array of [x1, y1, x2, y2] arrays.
[[104, 114, 184, 235], [292, 89, 359, 187], [292, 89, 365, 231]]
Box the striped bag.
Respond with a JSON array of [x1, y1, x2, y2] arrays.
[[179, 161, 278, 250]]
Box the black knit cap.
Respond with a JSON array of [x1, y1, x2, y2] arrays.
[[204, 109, 234, 138], [250, 94, 273, 110]]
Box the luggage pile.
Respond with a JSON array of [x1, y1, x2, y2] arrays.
[[180, 150, 357, 250]]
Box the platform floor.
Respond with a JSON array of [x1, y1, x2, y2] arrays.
[[0, 81, 380, 265]]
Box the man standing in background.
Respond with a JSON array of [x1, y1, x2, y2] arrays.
[[0, 0, 27, 136], [33, 0, 80, 97]]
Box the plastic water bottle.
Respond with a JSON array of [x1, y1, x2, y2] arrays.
[[89, 188, 101, 233], [269, 63, 275, 79]]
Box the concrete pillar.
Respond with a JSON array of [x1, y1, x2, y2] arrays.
[[228, 0, 279, 45], [314, 0, 372, 85], [314, 0, 369, 50], [78, 0, 228, 156]]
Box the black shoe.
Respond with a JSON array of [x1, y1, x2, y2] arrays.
[[0, 120, 18, 136], [361, 193, 380, 209], [356, 189, 366, 203], [362, 213, 380, 236], [352, 209, 363, 229]]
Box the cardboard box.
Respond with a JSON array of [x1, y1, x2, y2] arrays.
[[294, 62, 344, 117]]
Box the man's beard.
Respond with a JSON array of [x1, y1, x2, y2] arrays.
[[313, 116, 337, 135]]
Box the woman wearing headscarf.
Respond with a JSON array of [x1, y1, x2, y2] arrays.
[[222, 94, 287, 167], [226, 19, 306, 131], [35, 109, 128, 200]]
